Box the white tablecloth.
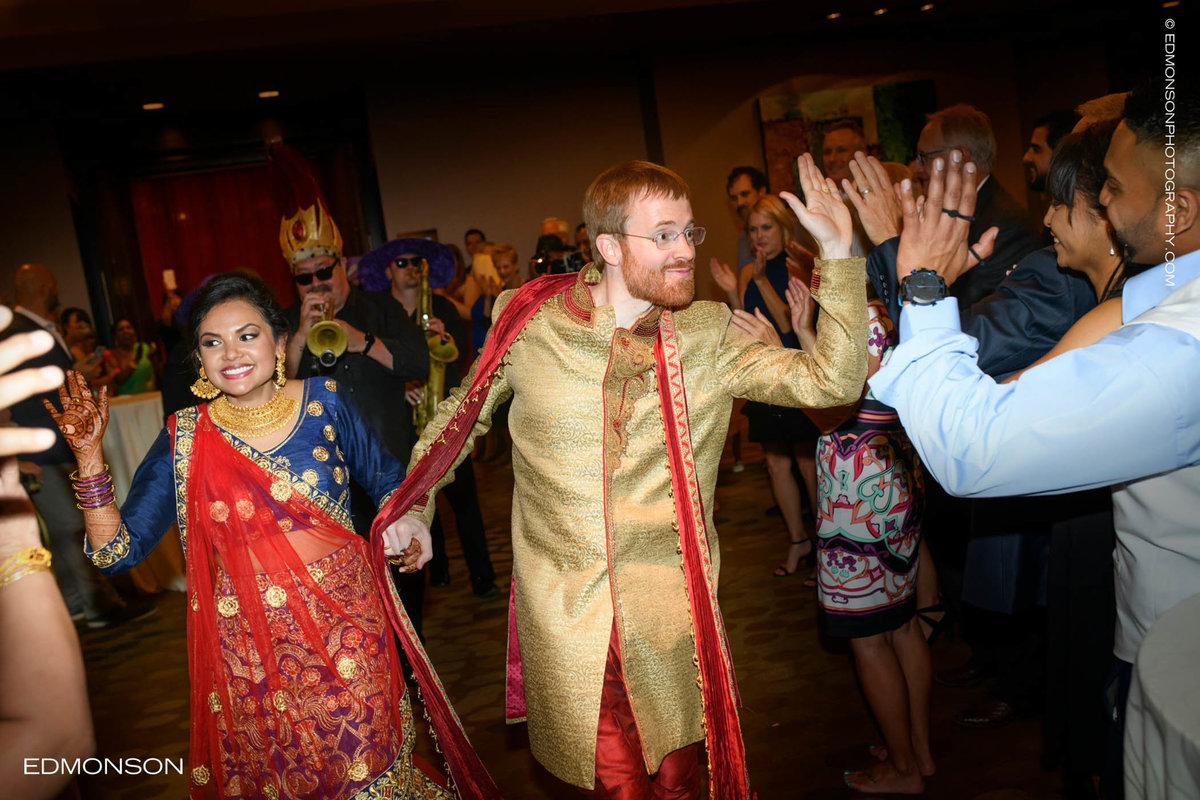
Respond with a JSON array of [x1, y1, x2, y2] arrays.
[[1126, 591, 1200, 799], [105, 392, 186, 593]]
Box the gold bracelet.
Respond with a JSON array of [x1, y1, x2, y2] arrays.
[[0, 546, 52, 589]]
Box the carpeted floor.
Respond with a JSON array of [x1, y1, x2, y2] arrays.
[[75, 442, 1065, 799]]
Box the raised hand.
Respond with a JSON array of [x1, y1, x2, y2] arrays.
[[843, 152, 904, 246], [780, 153, 853, 260], [784, 276, 818, 353], [784, 240, 817, 278], [730, 308, 783, 348], [709, 257, 738, 294], [42, 370, 107, 466], [0, 307, 63, 458], [895, 150, 998, 287]]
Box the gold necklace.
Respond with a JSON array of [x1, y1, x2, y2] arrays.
[[208, 388, 298, 439]]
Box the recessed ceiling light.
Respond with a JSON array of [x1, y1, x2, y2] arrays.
[[258, 90, 280, 98], [1163, 0, 1180, 7], [920, 2, 935, 9], [874, 7, 888, 15], [826, 12, 841, 19], [142, 102, 164, 111]]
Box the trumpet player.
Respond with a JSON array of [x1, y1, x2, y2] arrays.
[[357, 238, 500, 599]]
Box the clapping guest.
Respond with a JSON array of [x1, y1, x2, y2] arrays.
[[61, 307, 118, 392], [111, 318, 158, 395]]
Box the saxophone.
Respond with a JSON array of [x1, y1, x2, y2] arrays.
[[413, 258, 459, 435]]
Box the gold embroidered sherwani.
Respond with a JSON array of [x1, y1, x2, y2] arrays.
[[408, 258, 867, 789]]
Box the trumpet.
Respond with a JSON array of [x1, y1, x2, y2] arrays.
[[413, 259, 459, 435], [306, 296, 347, 368]]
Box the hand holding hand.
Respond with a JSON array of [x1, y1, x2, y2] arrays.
[[380, 516, 432, 572], [895, 151, 998, 287], [780, 153, 854, 260], [843, 152, 903, 246], [42, 371, 107, 468]]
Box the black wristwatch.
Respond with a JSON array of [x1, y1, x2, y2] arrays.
[[361, 331, 376, 355], [900, 269, 948, 306]]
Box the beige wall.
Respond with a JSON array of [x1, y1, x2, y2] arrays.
[[367, 64, 648, 270], [0, 121, 89, 314]]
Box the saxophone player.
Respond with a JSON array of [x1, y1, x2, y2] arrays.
[[358, 238, 501, 599]]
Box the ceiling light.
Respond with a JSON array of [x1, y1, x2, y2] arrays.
[[258, 90, 280, 98], [826, 12, 841, 19], [1163, 0, 1180, 7], [142, 102, 164, 111], [874, 7, 888, 15], [920, 3, 935, 9]]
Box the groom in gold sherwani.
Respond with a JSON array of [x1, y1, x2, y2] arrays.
[[385, 158, 867, 799]]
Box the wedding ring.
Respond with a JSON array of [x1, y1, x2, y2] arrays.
[[860, 188, 871, 196]]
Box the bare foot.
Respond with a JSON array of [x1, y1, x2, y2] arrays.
[[844, 761, 926, 794], [866, 746, 935, 777]]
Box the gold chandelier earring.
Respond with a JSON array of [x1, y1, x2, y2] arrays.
[[274, 354, 287, 387], [190, 365, 221, 400]]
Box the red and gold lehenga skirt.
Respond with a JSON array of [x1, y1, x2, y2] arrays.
[[180, 409, 452, 799]]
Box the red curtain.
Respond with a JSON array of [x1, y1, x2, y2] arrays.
[[130, 163, 299, 317]]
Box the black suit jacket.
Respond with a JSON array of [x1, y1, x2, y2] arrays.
[[953, 178, 1039, 308], [0, 311, 74, 464], [285, 287, 428, 466], [867, 243, 1096, 380]]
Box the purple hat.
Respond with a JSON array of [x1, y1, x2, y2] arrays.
[[357, 238, 456, 293]]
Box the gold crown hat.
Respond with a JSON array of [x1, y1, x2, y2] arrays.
[[269, 142, 344, 266]]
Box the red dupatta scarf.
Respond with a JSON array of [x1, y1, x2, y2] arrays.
[[371, 273, 753, 800], [183, 408, 406, 798]]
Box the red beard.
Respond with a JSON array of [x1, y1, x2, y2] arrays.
[[621, 242, 695, 309]]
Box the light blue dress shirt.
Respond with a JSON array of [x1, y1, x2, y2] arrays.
[[869, 250, 1200, 497]]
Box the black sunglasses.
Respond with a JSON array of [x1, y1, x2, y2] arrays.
[[293, 263, 337, 286], [392, 256, 425, 269]]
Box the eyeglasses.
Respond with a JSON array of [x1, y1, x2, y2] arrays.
[[917, 147, 950, 166], [392, 256, 425, 269], [293, 262, 338, 286], [617, 227, 706, 249]]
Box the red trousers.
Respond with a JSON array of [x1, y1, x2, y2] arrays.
[[582, 625, 702, 800]]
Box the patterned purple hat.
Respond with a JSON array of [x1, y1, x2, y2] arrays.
[[357, 238, 456, 293]]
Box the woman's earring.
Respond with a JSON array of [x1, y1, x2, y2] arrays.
[[275, 355, 287, 388], [190, 365, 221, 400]]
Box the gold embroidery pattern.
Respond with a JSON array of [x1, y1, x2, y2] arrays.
[[323, 424, 336, 442], [87, 523, 131, 569], [272, 690, 288, 711], [208, 692, 222, 712], [209, 501, 229, 523], [263, 786, 279, 800], [302, 469, 320, 486], [172, 408, 198, 557], [336, 656, 358, 680], [270, 481, 292, 502], [236, 499, 256, 520], [306, 400, 324, 416], [348, 760, 369, 781], [264, 586, 287, 608], [192, 766, 210, 785], [312, 446, 329, 461], [308, 566, 325, 584], [217, 596, 239, 617], [325, 379, 338, 392], [191, 595, 199, 612], [333, 466, 345, 485]]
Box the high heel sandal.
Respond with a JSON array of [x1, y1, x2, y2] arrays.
[[774, 539, 816, 578]]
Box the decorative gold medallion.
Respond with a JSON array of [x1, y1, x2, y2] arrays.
[[217, 596, 239, 617], [347, 760, 369, 781], [301, 469, 319, 486], [307, 566, 325, 584], [207, 692, 221, 712], [312, 446, 329, 461], [278, 518, 293, 532], [264, 586, 287, 608], [208, 501, 229, 523], [336, 656, 358, 680], [192, 766, 210, 785], [325, 379, 338, 392], [323, 424, 336, 442], [306, 400, 324, 416], [273, 691, 288, 711], [263, 786, 279, 800], [236, 499, 255, 520], [333, 466, 345, 484], [270, 481, 292, 502]]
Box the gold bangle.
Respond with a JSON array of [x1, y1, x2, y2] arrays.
[[0, 546, 52, 589], [69, 464, 111, 482]]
